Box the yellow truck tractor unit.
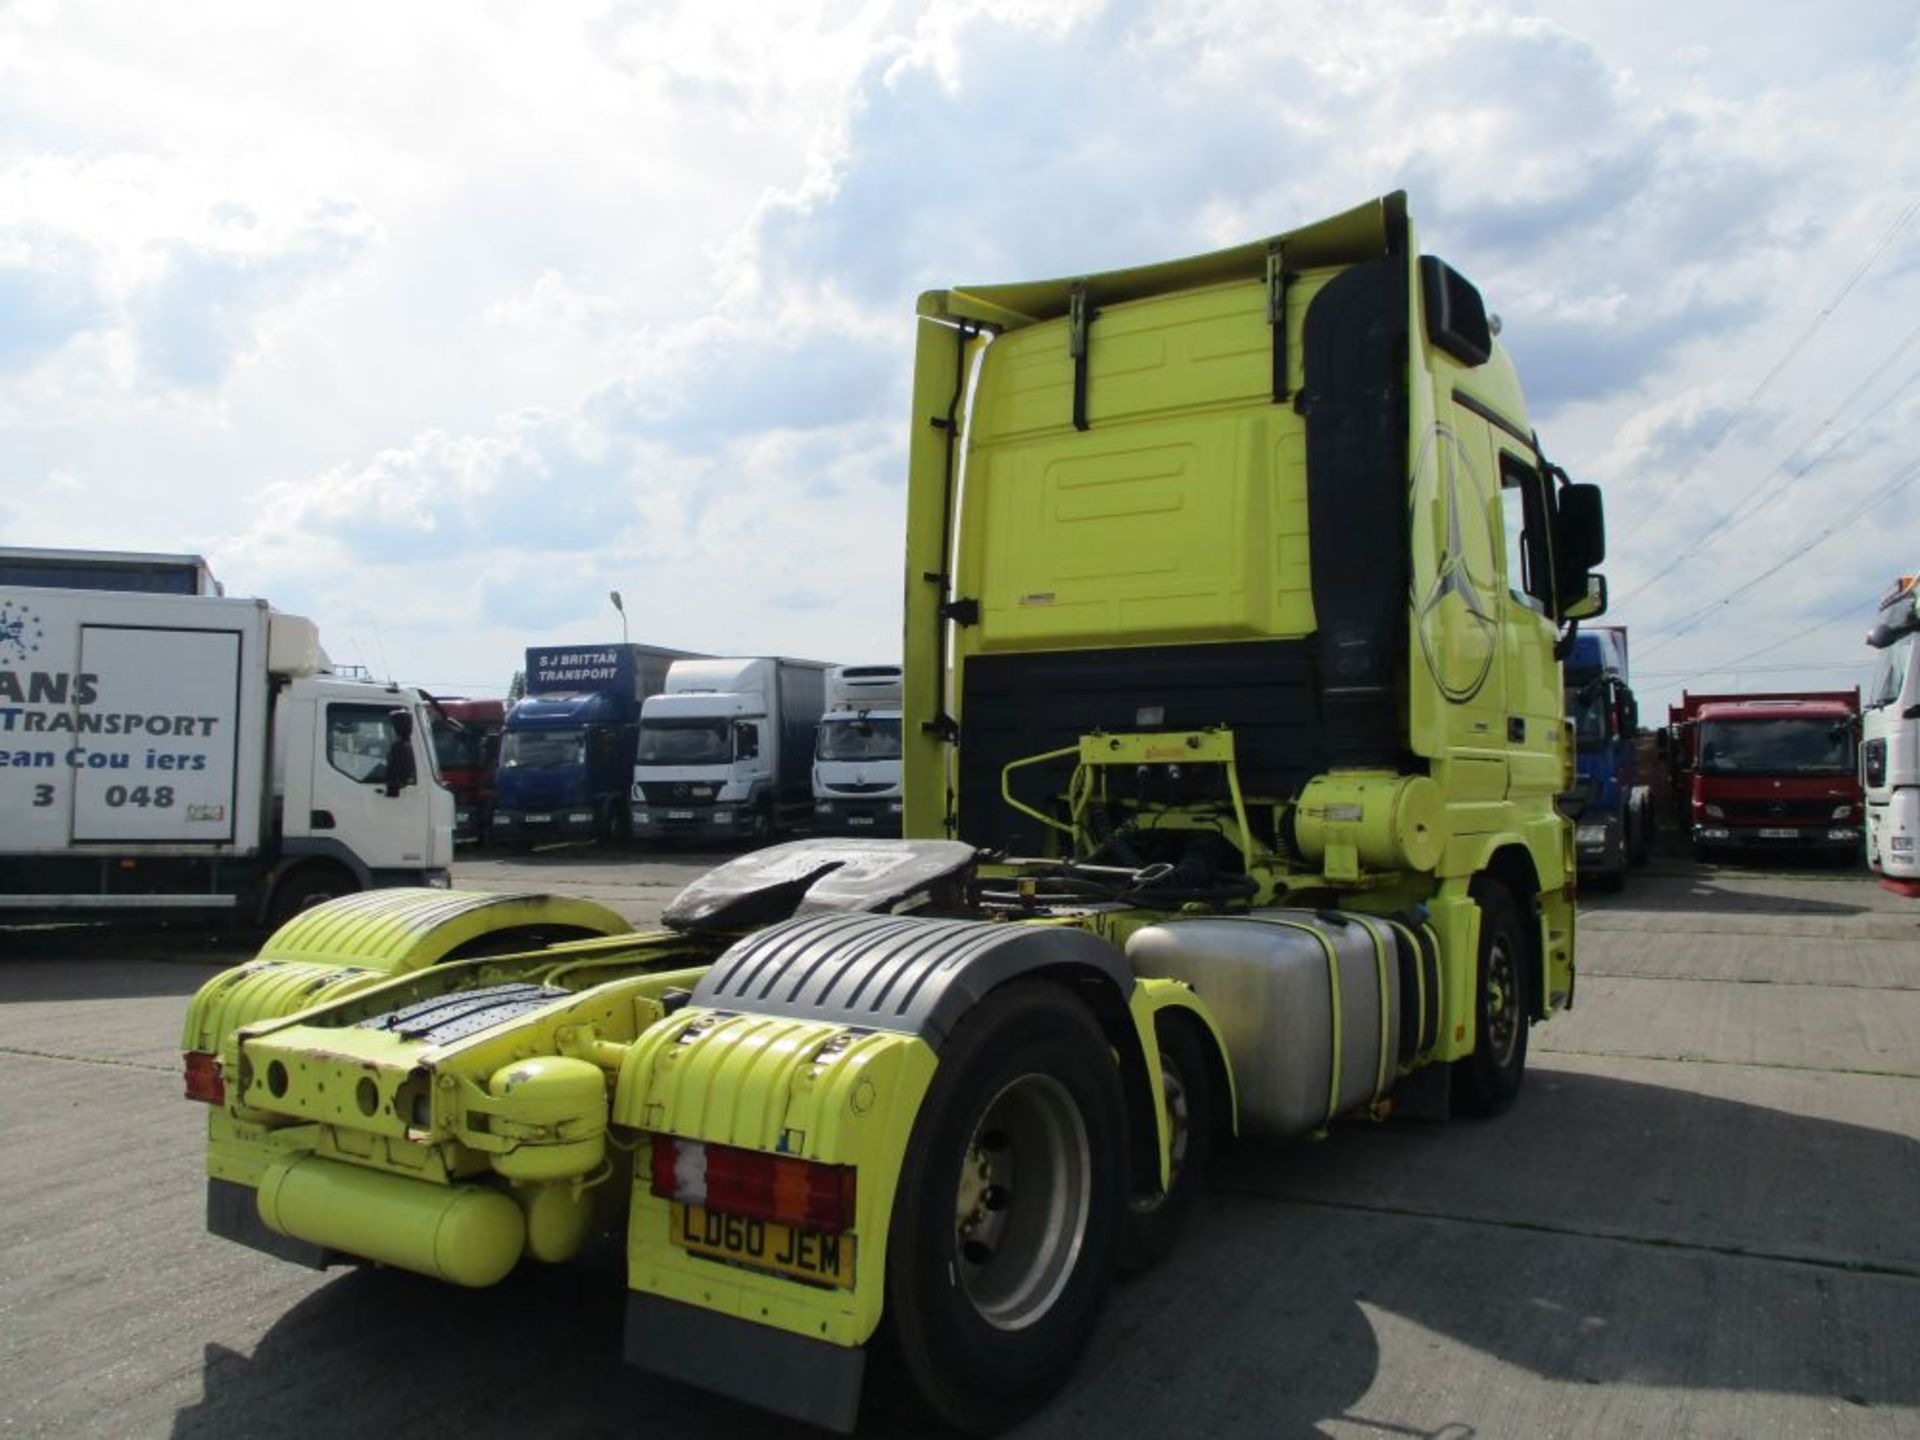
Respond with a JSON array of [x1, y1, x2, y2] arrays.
[[183, 193, 1606, 1437]]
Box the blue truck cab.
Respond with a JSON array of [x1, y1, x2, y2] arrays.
[[1563, 625, 1651, 886], [492, 643, 695, 846]]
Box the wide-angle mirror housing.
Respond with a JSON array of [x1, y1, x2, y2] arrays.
[[1565, 573, 1609, 622]]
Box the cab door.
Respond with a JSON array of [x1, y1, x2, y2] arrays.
[[309, 698, 437, 870], [1495, 447, 1565, 805]]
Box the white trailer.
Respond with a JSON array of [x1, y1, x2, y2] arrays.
[[630, 656, 831, 844], [812, 663, 903, 835], [0, 586, 452, 926]]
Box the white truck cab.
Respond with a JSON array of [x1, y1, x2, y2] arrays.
[[631, 657, 830, 845], [0, 582, 450, 926], [1864, 575, 1920, 893], [811, 663, 904, 835]]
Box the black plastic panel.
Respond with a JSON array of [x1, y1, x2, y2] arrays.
[[1302, 256, 1409, 767], [206, 1178, 331, 1269], [957, 639, 1327, 854], [625, 1292, 866, 1434], [690, 911, 1131, 1051], [662, 838, 977, 934]]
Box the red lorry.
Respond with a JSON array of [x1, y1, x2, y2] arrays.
[[427, 697, 505, 844], [1667, 690, 1862, 861]]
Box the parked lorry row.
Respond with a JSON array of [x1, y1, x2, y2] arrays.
[[473, 652, 905, 848], [1, 548, 451, 927], [492, 643, 698, 846], [180, 193, 1611, 1433]]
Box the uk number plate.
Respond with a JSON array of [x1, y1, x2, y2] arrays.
[[847, 815, 874, 826], [1757, 827, 1798, 839], [671, 1204, 855, 1288], [667, 809, 695, 820]]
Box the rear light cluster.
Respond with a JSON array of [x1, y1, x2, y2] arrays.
[[649, 1135, 856, 1233], [183, 1051, 224, 1105]]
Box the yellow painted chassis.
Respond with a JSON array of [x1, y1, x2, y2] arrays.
[[191, 787, 1571, 1354]]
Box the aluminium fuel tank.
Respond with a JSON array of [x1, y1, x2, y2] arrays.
[[1126, 909, 1436, 1139]]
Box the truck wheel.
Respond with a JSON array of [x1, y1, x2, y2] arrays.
[[748, 802, 772, 846], [1119, 1015, 1216, 1276], [1451, 880, 1530, 1117], [886, 981, 1126, 1435], [265, 868, 354, 933], [1629, 798, 1654, 866]]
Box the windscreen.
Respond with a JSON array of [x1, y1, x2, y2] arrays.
[[500, 728, 585, 770], [434, 725, 487, 770], [1566, 681, 1607, 744], [1868, 632, 1915, 710], [816, 716, 903, 762], [637, 719, 731, 765], [1698, 717, 1854, 777]]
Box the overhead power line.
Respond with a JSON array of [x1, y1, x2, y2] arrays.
[[1635, 456, 1920, 661], [1635, 661, 1868, 678], [1616, 325, 1920, 606], [1645, 586, 1882, 684], [1643, 197, 1920, 506]]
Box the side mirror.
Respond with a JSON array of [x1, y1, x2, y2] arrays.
[[1558, 483, 1606, 572], [384, 709, 417, 797], [1564, 573, 1608, 621]]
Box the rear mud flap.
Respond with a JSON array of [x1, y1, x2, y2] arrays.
[[624, 1292, 865, 1434], [205, 1178, 333, 1271]]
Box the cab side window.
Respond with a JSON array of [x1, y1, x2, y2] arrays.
[[327, 705, 399, 785], [1499, 452, 1553, 615]]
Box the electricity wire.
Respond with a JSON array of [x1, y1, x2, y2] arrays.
[[1639, 196, 1919, 511], [1615, 326, 1920, 606], [1634, 456, 1920, 662]]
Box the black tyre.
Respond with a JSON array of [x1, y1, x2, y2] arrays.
[[886, 981, 1126, 1435], [1451, 880, 1530, 1117], [1119, 1015, 1217, 1275], [747, 802, 773, 847], [265, 868, 353, 934], [1628, 800, 1654, 866]]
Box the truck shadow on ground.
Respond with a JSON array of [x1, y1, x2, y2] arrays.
[[171, 1071, 1918, 1439], [0, 951, 231, 1001], [0, 921, 254, 970]]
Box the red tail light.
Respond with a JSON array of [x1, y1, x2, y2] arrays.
[[649, 1136, 855, 1232], [183, 1050, 225, 1105]]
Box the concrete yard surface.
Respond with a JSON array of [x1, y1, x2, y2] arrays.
[[0, 850, 1914, 1438]]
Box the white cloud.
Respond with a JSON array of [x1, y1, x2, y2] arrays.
[[0, 0, 1915, 718]]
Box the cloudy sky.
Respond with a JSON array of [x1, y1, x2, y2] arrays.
[[2, 0, 1916, 716]]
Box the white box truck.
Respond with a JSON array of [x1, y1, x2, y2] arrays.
[[811, 663, 903, 835], [630, 657, 831, 844], [0, 585, 452, 926]]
